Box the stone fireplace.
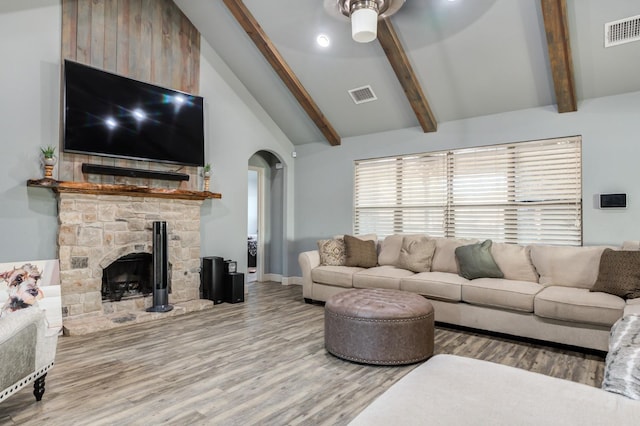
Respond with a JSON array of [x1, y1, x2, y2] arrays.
[[56, 191, 210, 334]]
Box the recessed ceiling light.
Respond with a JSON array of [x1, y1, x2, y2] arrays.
[[317, 34, 330, 47]]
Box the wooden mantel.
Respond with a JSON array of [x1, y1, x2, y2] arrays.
[[27, 179, 222, 201]]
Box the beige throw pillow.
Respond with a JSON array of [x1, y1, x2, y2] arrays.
[[317, 238, 346, 266], [490, 242, 539, 282], [431, 237, 479, 273], [378, 235, 405, 266], [398, 236, 436, 273], [530, 245, 606, 289], [344, 235, 378, 268]]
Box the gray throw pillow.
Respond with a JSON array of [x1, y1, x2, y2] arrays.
[[602, 315, 640, 400], [591, 249, 640, 299], [398, 236, 436, 273], [344, 235, 378, 268], [455, 240, 504, 280]]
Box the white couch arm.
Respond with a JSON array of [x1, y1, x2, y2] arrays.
[[299, 250, 320, 300]]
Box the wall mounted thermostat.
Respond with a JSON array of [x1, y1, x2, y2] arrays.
[[598, 193, 627, 209]]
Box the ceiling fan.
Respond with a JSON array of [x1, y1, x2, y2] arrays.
[[325, 0, 406, 43]]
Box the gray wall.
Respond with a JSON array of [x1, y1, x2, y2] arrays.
[[0, 1, 61, 262], [0, 2, 297, 280], [292, 90, 640, 276]]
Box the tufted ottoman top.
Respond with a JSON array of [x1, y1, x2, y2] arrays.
[[326, 288, 433, 320]]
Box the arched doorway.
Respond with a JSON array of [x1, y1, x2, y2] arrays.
[[248, 150, 285, 283]]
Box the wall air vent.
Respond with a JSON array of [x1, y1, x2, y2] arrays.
[[605, 15, 640, 47], [348, 85, 377, 104]]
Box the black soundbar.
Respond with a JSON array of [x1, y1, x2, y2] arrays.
[[81, 163, 190, 181]]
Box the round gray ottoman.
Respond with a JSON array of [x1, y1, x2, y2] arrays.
[[324, 288, 434, 365]]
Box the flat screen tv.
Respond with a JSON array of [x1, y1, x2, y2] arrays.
[[63, 59, 205, 167]]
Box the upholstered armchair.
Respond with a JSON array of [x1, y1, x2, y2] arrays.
[[0, 307, 58, 402], [0, 259, 62, 404]]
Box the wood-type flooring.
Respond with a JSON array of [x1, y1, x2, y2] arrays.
[[0, 282, 605, 425]]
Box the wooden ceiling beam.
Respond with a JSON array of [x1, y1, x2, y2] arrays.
[[377, 18, 437, 133], [541, 0, 577, 113], [222, 0, 341, 146]]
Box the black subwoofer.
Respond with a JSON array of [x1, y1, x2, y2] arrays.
[[201, 256, 225, 304], [225, 273, 244, 304]]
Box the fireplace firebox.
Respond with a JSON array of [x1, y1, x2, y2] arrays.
[[102, 253, 153, 301]]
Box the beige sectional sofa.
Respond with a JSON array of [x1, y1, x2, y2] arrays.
[[299, 235, 639, 351]]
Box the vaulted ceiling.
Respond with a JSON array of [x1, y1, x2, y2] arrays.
[[174, 0, 640, 146]]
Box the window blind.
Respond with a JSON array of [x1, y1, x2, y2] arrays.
[[354, 136, 582, 245]]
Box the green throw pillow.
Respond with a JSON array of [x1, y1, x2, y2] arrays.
[[344, 235, 378, 268], [455, 240, 504, 280]]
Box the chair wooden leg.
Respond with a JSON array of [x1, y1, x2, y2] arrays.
[[33, 373, 47, 401]]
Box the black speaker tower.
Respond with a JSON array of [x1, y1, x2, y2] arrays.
[[201, 256, 225, 304], [147, 221, 173, 312]]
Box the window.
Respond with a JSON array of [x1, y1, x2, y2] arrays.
[[354, 136, 582, 245]]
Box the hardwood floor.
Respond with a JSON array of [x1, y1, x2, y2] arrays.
[[0, 283, 605, 425]]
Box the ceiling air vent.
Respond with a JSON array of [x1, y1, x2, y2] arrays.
[[605, 15, 640, 47], [348, 85, 377, 104]]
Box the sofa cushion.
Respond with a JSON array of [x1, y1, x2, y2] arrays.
[[311, 265, 364, 288], [400, 272, 467, 301], [431, 237, 478, 274], [591, 249, 640, 299], [491, 242, 538, 283], [378, 235, 404, 266], [455, 240, 504, 280], [602, 315, 640, 400], [353, 266, 414, 290], [344, 235, 378, 268], [461, 278, 543, 312], [398, 236, 436, 273], [317, 238, 346, 266], [534, 286, 625, 326], [530, 245, 607, 289]]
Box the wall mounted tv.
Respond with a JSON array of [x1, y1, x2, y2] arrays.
[[63, 59, 205, 167]]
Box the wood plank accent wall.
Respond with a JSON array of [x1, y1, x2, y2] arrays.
[[60, 0, 201, 190]]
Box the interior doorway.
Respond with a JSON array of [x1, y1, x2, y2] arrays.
[[248, 151, 285, 284]]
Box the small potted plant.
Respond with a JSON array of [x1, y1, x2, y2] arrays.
[[203, 163, 211, 191], [41, 145, 56, 162], [40, 145, 57, 178]]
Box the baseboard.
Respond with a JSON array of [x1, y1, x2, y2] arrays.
[[263, 273, 282, 283], [282, 276, 302, 286], [262, 274, 301, 286]]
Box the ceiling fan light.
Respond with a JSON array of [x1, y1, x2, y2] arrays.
[[351, 7, 378, 43]]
